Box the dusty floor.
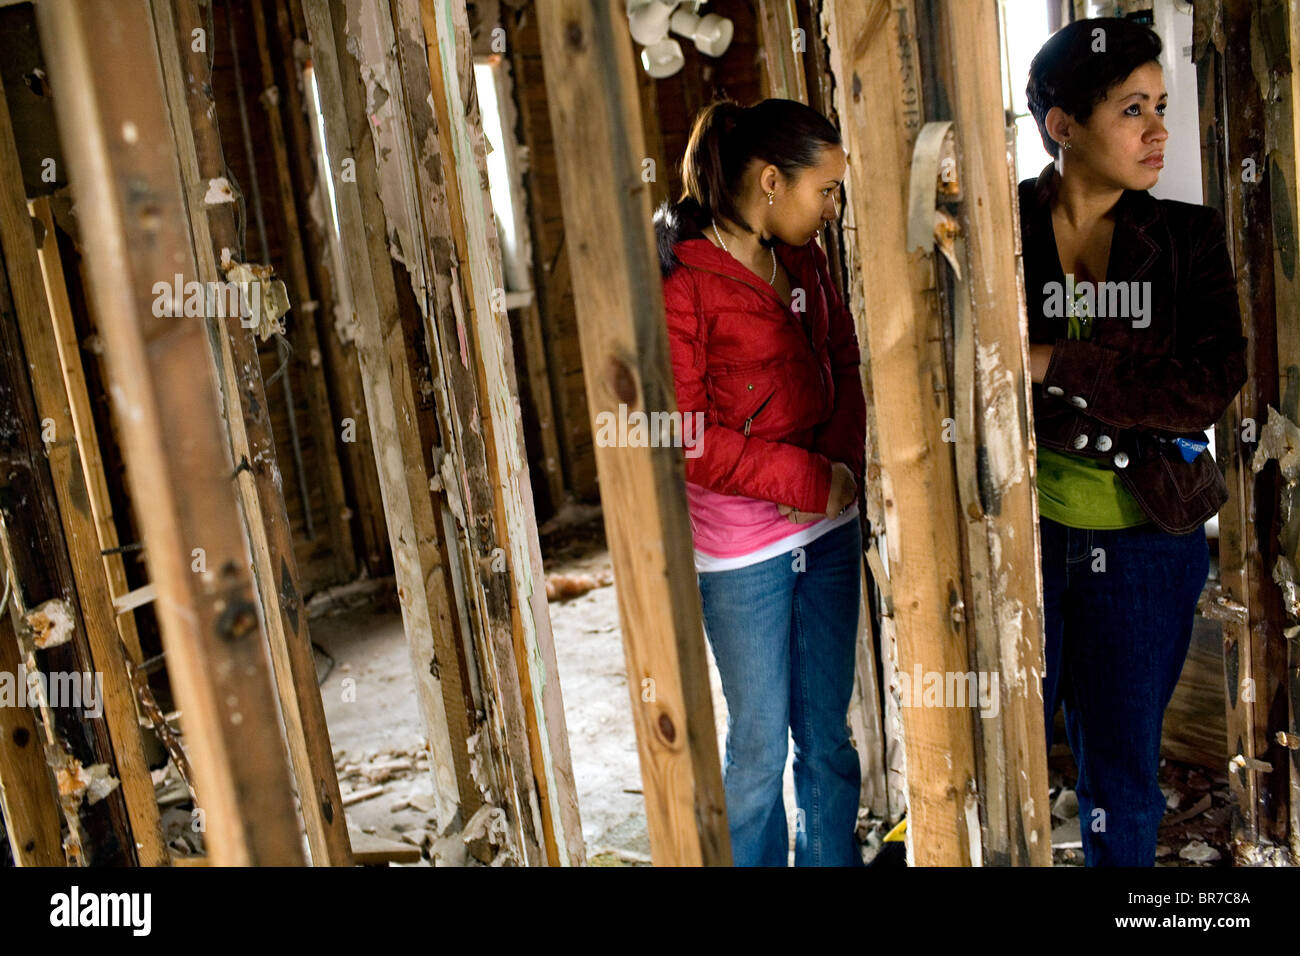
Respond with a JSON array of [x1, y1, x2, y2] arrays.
[[307, 505, 1233, 867], [310, 505, 796, 865]]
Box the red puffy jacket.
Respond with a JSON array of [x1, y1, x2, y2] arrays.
[[655, 201, 867, 515]]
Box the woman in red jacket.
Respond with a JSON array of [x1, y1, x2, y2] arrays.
[[654, 98, 866, 866]]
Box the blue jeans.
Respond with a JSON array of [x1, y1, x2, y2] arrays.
[[697, 518, 865, 866], [1039, 515, 1209, 866]]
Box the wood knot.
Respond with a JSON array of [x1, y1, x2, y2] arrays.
[[215, 596, 259, 643], [606, 356, 638, 406], [319, 781, 334, 825], [657, 711, 676, 743], [564, 21, 583, 50]]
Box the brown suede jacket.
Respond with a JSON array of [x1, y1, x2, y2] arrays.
[[1021, 164, 1248, 534]]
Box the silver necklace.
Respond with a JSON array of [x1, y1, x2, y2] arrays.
[[712, 222, 777, 285]]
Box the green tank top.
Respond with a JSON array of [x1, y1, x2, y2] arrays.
[[1036, 281, 1148, 530]]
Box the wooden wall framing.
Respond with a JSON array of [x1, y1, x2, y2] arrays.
[[1196, 0, 1298, 862], [536, 0, 731, 866], [36, 0, 304, 866]]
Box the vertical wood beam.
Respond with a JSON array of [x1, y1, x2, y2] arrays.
[[0, 243, 134, 866], [933, 0, 1052, 866], [415, 0, 585, 866], [1255, 0, 1300, 862], [30, 199, 145, 670], [274, 0, 391, 580], [480, 58, 567, 513], [501, 7, 600, 501], [0, 609, 64, 865], [1196, 0, 1292, 857], [0, 80, 168, 867], [300, 0, 483, 848], [758, 0, 809, 103], [149, 0, 354, 866], [37, 0, 304, 865], [334, 0, 537, 864], [249, 1, 358, 585], [826, 0, 977, 865], [805, 0, 889, 820], [536, 0, 730, 866]]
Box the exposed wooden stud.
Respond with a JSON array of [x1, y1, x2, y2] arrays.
[[149, 0, 354, 868], [1195, 0, 1292, 858], [826, 0, 978, 865], [501, 7, 599, 503], [1225, 0, 1300, 860], [817, 0, 906, 822], [536, 0, 730, 865], [0, 79, 167, 867], [0, 601, 64, 865], [757, 0, 809, 103], [805, 0, 888, 820], [249, 1, 357, 584], [478, 56, 567, 513], [30, 198, 146, 668], [274, 0, 392, 580], [1194, 0, 1259, 847], [1253, 0, 1300, 862], [933, 0, 1051, 865], [0, 252, 137, 865], [36, 0, 305, 865], [300, 0, 483, 849], [416, 0, 585, 866]]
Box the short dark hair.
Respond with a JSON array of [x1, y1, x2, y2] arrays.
[[1026, 17, 1163, 159], [678, 98, 841, 235]]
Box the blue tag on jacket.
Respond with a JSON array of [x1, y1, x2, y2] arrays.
[[1173, 437, 1208, 463]]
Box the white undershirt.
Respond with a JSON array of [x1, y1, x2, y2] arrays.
[[693, 503, 860, 574]]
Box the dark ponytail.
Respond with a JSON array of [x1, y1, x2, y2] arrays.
[[678, 98, 841, 235]]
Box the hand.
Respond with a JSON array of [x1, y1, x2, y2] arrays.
[[1028, 343, 1054, 384], [777, 503, 822, 523], [824, 461, 857, 518]]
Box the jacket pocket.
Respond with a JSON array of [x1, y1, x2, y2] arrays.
[[743, 389, 776, 436], [1156, 442, 1217, 501], [1120, 441, 1224, 534]]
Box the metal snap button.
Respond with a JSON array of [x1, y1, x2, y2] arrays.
[[1095, 435, 1112, 452], [1046, 385, 1064, 396], [747, 383, 753, 390], [1072, 433, 1089, 450], [1113, 451, 1129, 468], [1069, 395, 1088, 408]]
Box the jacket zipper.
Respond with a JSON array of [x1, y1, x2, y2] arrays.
[[743, 389, 776, 436]]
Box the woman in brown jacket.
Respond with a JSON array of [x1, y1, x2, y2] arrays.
[[1022, 17, 1247, 866]]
